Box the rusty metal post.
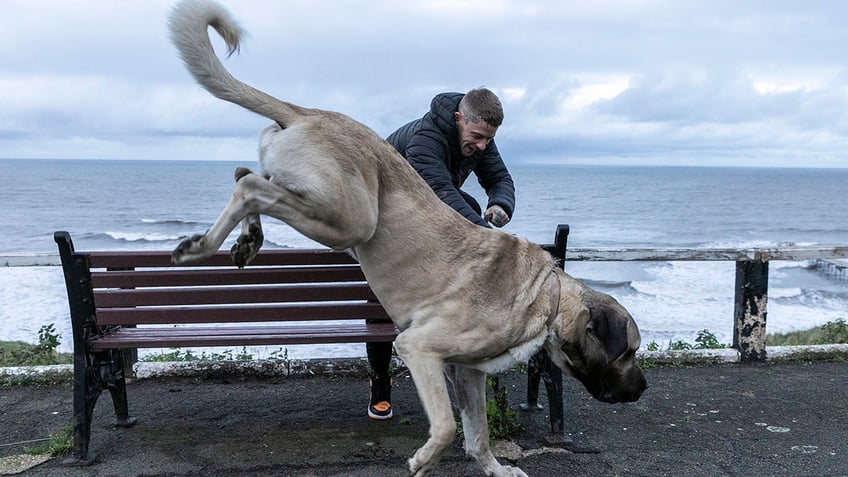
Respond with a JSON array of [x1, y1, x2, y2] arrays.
[[733, 260, 768, 362]]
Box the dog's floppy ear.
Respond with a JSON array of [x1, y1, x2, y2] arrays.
[[586, 306, 629, 362]]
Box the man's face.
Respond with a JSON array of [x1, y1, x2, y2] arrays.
[[455, 112, 498, 157]]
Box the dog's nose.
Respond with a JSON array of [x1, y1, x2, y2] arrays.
[[627, 378, 648, 402]]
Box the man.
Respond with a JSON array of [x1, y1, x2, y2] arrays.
[[366, 87, 516, 420]]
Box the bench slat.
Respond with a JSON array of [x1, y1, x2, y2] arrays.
[[94, 283, 378, 307], [95, 303, 390, 325], [89, 322, 398, 348], [91, 266, 367, 288], [87, 249, 357, 269]]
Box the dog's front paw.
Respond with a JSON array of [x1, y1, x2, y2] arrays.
[[408, 456, 432, 477], [172, 234, 211, 265]]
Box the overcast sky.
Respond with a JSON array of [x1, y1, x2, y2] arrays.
[[2, 0, 847, 167]]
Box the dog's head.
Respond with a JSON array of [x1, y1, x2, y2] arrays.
[[547, 281, 647, 404]]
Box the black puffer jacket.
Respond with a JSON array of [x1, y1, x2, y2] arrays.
[[386, 93, 515, 227]]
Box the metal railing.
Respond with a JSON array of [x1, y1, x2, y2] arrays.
[[4, 245, 848, 362], [567, 245, 848, 361]]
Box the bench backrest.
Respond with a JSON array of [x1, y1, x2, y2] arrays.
[[54, 225, 568, 350], [54, 232, 389, 329]]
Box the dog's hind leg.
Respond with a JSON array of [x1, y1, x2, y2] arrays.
[[229, 168, 265, 268], [448, 365, 529, 477], [172, 171, 257, 265], [173, 167, 367, 265]]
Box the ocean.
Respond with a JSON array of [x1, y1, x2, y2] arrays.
[[2, 158, 847, 358]]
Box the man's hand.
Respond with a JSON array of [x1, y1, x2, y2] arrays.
[[484, 205, 510, 227]]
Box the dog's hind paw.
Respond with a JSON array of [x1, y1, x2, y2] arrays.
[[230, 221, 264, 268], [495, 465, 529, 477], [172, 234, 211, 265]]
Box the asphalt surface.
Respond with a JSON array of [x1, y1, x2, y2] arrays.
[[1, 360, 847, 476]]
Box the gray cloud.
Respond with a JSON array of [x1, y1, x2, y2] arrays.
[[1, 0, 847, 167]]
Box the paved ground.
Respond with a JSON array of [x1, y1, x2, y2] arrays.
[[1, 360, 847, 476]]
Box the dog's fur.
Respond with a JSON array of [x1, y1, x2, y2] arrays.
[[167, 1, 646, 475]]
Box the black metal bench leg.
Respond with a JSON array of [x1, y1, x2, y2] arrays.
[[540, 356, 568, 445], [64, 354, 102, 465], [103, 350, 138, 428], [63, 350, 137, 466], [520, 352, 545, 411], [520, 349, 572, 447]]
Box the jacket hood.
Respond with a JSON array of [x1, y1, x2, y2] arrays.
[[428, 93, 463, 138]]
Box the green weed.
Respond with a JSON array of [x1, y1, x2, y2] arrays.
[[649, 329, 730, 352], [25, 425, 73, 457], [0, 324, 71, 366], [694, 329, 729, 349], [140, 347, 256, 362], [768, 318, 848, 346], [822, 318, 848, 344], [455, 375, 521, 440]]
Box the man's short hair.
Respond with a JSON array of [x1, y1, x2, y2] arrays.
[[458, 87, 503, 127]]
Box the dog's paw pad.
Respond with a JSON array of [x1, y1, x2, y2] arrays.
[[172, 234, 209, 264], [230, 243, 248, 268]]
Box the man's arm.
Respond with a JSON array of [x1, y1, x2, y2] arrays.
[[405, 131, 491, 227], [475, 141, 515, 222]]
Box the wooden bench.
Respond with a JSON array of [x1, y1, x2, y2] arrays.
[[54, 224, 569, 464]]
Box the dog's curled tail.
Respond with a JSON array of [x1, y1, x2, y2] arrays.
[[168, 0, 311, 127]]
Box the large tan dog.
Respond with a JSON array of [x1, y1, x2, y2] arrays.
[[168, 1, 646, 476]]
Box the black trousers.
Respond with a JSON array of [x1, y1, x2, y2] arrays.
[[366, 338, 393, 378]]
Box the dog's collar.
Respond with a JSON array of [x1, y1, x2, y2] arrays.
[[546, 268, 561, 326]]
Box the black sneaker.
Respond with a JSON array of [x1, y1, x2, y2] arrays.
[[368, 377, 393, 420]]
